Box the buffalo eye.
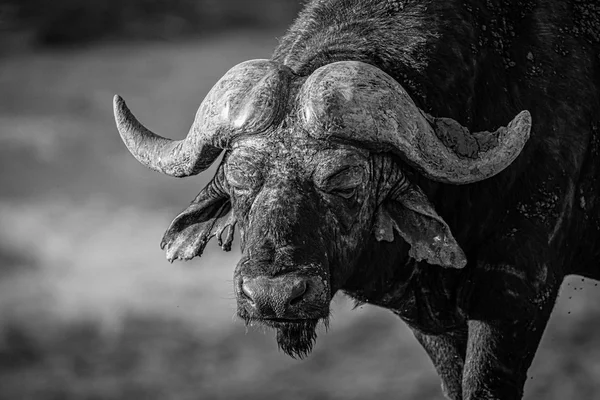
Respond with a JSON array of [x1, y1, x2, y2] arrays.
[[225, 162, 263, 193], [318, 165, 365, 199], [330, 186, 357, 199]]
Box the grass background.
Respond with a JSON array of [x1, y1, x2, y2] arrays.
[[1, 2, 600, 399]]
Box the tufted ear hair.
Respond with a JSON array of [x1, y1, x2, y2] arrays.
[[161, 178, 235, 263], [374, 183, 467, 269]]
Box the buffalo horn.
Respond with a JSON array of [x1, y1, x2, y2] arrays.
[[113, 59, 292, 177], [298, 61, 532, 184]]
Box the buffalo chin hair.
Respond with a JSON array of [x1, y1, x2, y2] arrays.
[[275, 320, 319, 359], [242, 316, 329, 359]]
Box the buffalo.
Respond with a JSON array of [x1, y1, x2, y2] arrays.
[[112, 0, 600, 399]]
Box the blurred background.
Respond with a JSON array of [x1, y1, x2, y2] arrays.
[[1, 1, 600, 399]]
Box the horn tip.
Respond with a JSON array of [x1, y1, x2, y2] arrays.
[[113, 94, 123, 106], [113, 94, 127, 115], [113, 94, 137, 132], [511, 110, 532, 139], [518, 109, 532, 124]]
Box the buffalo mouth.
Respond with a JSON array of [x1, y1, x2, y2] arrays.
[[241, 315, 327, 359], [262, 318, 317, 324], [233, 263, 332, 358]]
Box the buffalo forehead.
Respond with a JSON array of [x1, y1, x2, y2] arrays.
[[229, 136, 369, 176]]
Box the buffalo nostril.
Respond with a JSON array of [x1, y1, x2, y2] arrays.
[[288, 280, 307, 306], [239, 276, 310, 315], [241, 281, 255, 303]]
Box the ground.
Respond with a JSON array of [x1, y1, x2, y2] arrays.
[[1, 31, 600, 400]]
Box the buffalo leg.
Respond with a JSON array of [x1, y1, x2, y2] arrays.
[[412, 328, 468, 400], [461, 293, 558, 400]]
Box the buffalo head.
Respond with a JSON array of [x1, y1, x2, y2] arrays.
[[113, 60, 531, 357]]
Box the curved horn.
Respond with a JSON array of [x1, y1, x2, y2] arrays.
[[114, 59, 293, 177], [298, 61, 531, 184]]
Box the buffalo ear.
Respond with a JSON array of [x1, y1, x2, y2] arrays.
[[374, 184, 467, 268], [161, 186, 235, 262]]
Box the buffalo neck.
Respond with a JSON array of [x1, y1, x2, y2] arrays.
[[341, 234, 467, 333]]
